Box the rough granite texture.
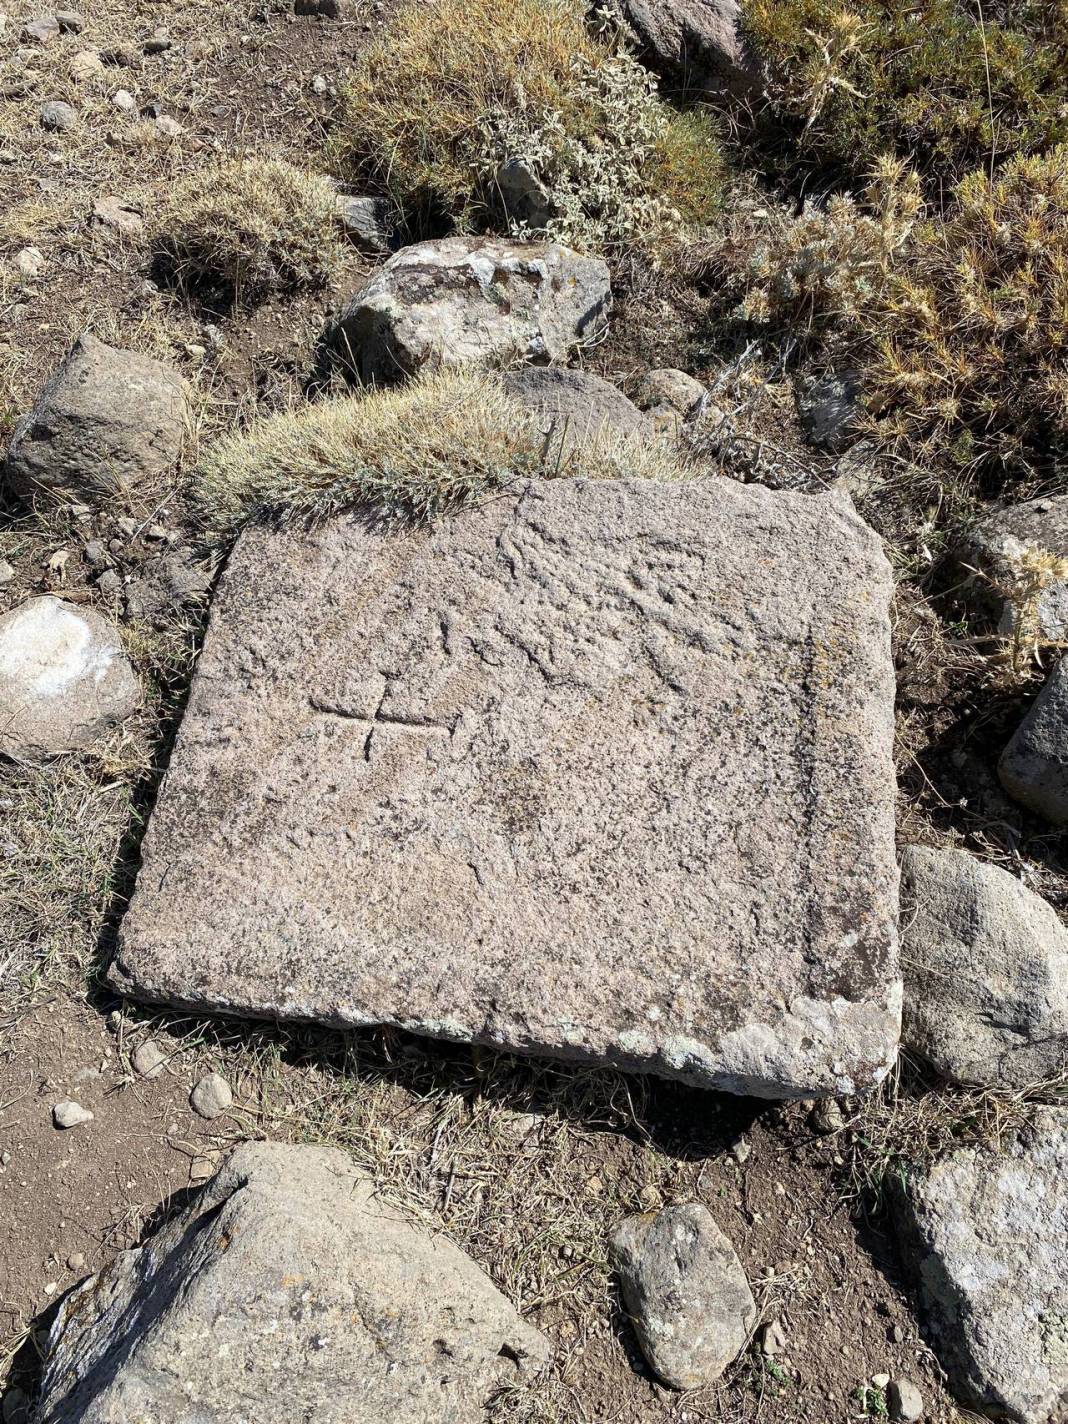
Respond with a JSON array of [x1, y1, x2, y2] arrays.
[[610, 1204, 755, 1388], [0, 596, 140, 763], [893, 1109, 1068, 1424], [330, 237, 611, 386], [35, 1142, 548, 1424], [962, 493, 1068, 643], [999, 656, 1068, 824], [113, 478, 900, 1098], [900, 845, 1068, 1087], [502, 367, 653, 455], [619, 0, 756, 90], [3, 333, 186, 505]]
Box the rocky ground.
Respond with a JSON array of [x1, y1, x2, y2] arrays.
[[2, 0, 1067, 1422]]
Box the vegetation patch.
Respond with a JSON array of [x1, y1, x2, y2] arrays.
[[148, 157, 344, 305], [195, 366, 694, 539], [746, 0, 1068, 184], [330, 0, 725, 250]]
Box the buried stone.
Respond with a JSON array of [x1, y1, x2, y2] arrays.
[[111, 478, 899, 1098]]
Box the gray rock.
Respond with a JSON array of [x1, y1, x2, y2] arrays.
[[91, 194, 144, 235], [130, 1039, 166, 1078], [53, 1099, 93, 1129], [123, 550, 212, 621], [634, 368, 707, 427], [143, 26, 170, 52], [795, 371, 862, 453], [502, 367, 653, 457], [892, 1108, 1068, 1424], [619, 0, 756, 93], [0, 559, 14, 586], [3, 334, 186, 505], [34, 1141, 549, 1423], [295, 0, 344, 14], [15, 245, 45, 280], [0, 597, 140, 763], [110, 87, 136, 112], [760, 1319, 787, 1355], [610, 1203, 755, 1388], [900, 846, 1068, 1086], [55, 9, 82, 30], [22, 15, 60, 42], [112, 478, 900, 1099], [335, 194, 393, 254], [330, 237, 611, 386], [888, 1378, 923, 1422], [189, 1071, 231, 1119], [999, 657, 1068, 823], [960, 494, 1068, 644], [40, 100, 77, 131], [495, 157, 554, 230]]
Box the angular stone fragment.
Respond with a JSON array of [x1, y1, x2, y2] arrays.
[[0, 596, 140, 763], [112, 478, 900, 1098], [610, 1203, 755, 1388], [900, 845, 1068, 1087], [3, 333, 186, 505], [619, 0, 757, 93], [999, 657, 1068, 823], [960, 493, 1068, 644], [892, 1109, 1068, 1424], [330, 237, 611, 385], [34, 1142, 548, 1424], [502, 367, 653, 456]]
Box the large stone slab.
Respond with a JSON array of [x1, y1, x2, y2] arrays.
[[112, 478, 900, 1098], [35, 1142, 548, 1423]]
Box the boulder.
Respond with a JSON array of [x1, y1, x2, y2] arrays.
[[610, 1203, 755, 1388], [112, 478, 900, 1099], [34, 1141, 548, 1423], [960, 493, 1068, 644], [892, 1109, 1068, 1424], [330, 237, 611, 385], [0, 597, 140, 763], [618, 0, 757, 93], [3, 334, 186, 506], [502, 367, 653, 456], [999, 657, 1068, 823], [900, 846, 1068, 1087]]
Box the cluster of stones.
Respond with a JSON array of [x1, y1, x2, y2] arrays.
[[3, 228, 1067, 1424]]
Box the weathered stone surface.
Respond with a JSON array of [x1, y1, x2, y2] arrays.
[[502, 367, 653, 456], [961, 493, 1068, 643], [35, 1141, 548, 1424], [900, 846, 1068, 1087], [634, 368, 707, 420], [999, 657, 1068, 824], [3, 334, 186, 505], [495, 157, 554, 230], [892, 1109, 1068, 1424], [330, 237, 611, 385], [335, 193, 394, 254], [610, 1203, 755, 1388], [0, 597, 140, 763], [619, 0, 756, 92], [112, 478, 900, 1099]]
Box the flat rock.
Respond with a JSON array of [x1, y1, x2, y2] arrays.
[[3, 333, 186, 505], [330, 237, 611, 385], [999, 657, 1068, 823], [892, 1108, 1068, 1424], [502, 367, 653, 456], [112, 478, 900, 1098], [34, 1141, 549, 1423], [0, 597, 140, 763], [900, 846, 1068, 1086], [610, 1203, 755, 1388], [961, 493, 1068, 643]]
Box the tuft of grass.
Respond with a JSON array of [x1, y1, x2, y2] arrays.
[[746, 0, 1068, 184], [147, 157, 344, 305], [194, 366, 695, 540], [329, 0, 725, 252]]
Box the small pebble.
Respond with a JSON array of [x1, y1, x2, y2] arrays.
[[106, 1009, 122, 1032], [22, 15, 60, 42], [0, 559, 14, 586], [52, 1099, 93, 1129], [39, 99, 77, 131], [890, 1322, 905, 1343], [143, 26, 170, 52], [111, 88, 136, 112], [155, 114, 183, 137], [67, 1251, 86, 1270], [760, 1319, 786, 1356], [872, 1372, 890, 1389], [131, 1039, 167, 1079], [55, 9, 83, 31], [808, 1098, 845, 1135], [190, 1072, 232, 1120], [730, 1137, 751, 1164], [15, 245, 45, 279], [888, 1378, 924, 1422]]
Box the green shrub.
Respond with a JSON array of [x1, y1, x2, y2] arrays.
[[196, 367, 693, 539], [330, 0, 724, 251], [746, 0, 1068, 182], [149, 158, 343, 304]]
